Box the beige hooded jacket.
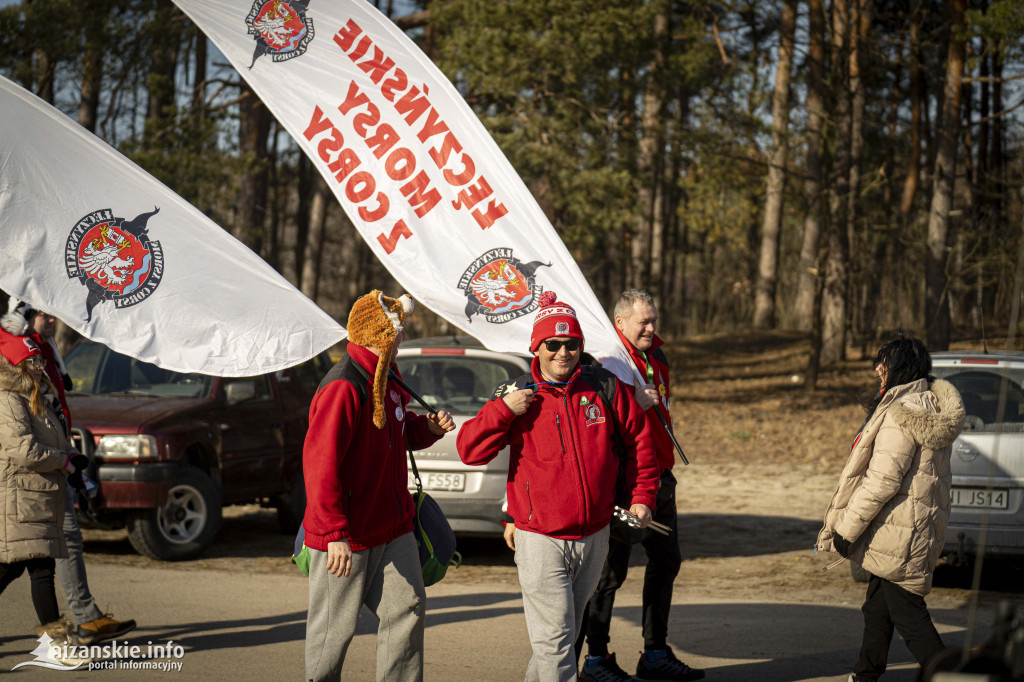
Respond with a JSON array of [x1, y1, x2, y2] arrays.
[[817, 378, 964, 596], [0, 353, 70, 563]]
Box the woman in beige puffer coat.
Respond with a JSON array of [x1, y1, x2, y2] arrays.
[[0, 328, 87, 652], [818, 332, 964, 682]]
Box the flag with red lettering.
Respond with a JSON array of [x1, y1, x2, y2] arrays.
[[171, 0, 636, 378], [0, 75, 345, 376]]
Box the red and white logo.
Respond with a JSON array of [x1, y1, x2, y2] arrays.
[[65, 208, 164, 322], [458, 248, 549, 324], [246, 0, 314, 66]]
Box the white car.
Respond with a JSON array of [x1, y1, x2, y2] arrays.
[[931, 351, 1024, 563], [396, 337, 530, 536]]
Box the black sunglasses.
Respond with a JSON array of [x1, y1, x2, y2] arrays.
[[542, 338, 581, 353]]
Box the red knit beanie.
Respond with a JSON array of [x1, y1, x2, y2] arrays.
[[530, 291, 584, 352], [0, 328, 41, 366]]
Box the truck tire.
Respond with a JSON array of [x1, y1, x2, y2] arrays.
[[127, 467, 222, 561], [276, 471, 306, 535], [850, 561, 870, 583]]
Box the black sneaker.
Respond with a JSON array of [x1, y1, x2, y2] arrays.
[[582, 653, 635, 682], [635, 647, 705, 681]]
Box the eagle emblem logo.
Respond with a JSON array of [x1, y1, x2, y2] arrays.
[[246, 0, 314, 67], [65, 208, 164, 322], [458, 248, 549, 324]]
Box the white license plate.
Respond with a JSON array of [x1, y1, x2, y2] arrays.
[[950, 487, 1009, 509], [408, 472, 466, 492]]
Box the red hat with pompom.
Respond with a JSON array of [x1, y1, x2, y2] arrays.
[[530, 291, 583, 352]]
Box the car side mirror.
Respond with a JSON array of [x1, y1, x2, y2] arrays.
[[224, 381, 257, 405]]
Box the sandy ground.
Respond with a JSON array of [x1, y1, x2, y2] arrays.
[[1, 332, 1019, 680]]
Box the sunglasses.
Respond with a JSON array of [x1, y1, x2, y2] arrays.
[[542, 338, 581, 353]]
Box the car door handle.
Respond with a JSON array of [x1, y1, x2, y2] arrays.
[[954, 440, 979, 461]]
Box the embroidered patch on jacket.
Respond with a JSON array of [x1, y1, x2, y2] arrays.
[[584, 403, 605, 426]]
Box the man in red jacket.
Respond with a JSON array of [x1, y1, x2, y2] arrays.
[[581, 289, 703, 682], [457, 291, 659, 682], [302, 291, 454, 682]]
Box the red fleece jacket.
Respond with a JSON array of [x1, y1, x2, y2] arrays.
[[457, 357, 658, 539], [301, 344, 441, 551], [616, 328, 675, 471]]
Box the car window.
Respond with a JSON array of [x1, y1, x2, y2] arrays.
[[65, 342, 214, 398], [932, 367, 1024, 433], [290, 352, 332, 395], [397, 356, 524, 415]]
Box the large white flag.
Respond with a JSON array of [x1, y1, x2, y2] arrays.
[[172, 0, 636, 379], [0, 76, 345, 376]]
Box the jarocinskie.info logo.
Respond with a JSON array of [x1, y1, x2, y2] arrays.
[[14, 632, 185, 672]]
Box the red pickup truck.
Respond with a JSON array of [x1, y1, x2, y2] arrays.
[[63, 340, 329, 560]]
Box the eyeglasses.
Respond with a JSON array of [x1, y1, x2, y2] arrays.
[[24, 356, 44, 368], [542, 338, 581, 353]]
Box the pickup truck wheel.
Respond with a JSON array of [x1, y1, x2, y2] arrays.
[[127, 467, 222, 561], [276, 471, 306, 535]]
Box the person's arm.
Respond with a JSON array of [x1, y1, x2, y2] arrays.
[[0, 394, 69, 472], [834, 416, 917, 543], [302, 381, 361, 545], [613, 378, 659, 510], [456, 388, 530, 466]]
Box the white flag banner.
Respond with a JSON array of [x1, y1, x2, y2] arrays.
[[0, 76, 345, 376], [172, 0, 636, 380]]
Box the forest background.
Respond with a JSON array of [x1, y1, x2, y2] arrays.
[[2, 0, 1024, 383]]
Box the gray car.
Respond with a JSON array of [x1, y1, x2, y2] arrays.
[[931, 350, 1024, 564], [396, 336, 530, 536]]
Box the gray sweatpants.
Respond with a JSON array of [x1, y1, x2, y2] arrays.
[[57, 488, 103, 625], [514, 526, 610, 682], [305, 532, 425, 682]]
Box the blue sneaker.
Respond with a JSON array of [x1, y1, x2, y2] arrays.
[[635, 647, 705, 681], [582, 653, 634, 682]]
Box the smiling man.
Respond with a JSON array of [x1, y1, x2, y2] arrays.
[[457, 291, 659, 682], [580, 289, 703, 682]]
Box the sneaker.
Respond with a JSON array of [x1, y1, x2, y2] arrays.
[[635, 647, 705, 681], [76, 612, 137, 646], [582, 653, 635, 681]]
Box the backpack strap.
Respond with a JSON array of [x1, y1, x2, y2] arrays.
[[318, 353, 370, 404]]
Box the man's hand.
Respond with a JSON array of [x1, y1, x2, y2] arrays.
[[427, 408, 455, 435], [502, 388, 535, 416], [634, 384, 658, 411], [629, 503, 652, 528], [326, 539, 353, 577], [503, 523, 516, 551]]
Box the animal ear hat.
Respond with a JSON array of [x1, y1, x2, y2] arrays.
[[347, 291, 414, 429]]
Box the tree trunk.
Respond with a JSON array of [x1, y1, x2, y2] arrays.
[[925, 0, 967, 351], [899, 1, 925, 219], [78, 10, 104, 132], [846, 0, 872, 340], [794, 0, 827, 331], [234, 84, 272, 255], [145, 1, 181, 138], [300, 176, 331, 301], [822, 0, 852, 364], [753, 0, 797, 329]]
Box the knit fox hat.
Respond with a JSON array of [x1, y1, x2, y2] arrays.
[[530, 290, 583, 352], [347, 290, 414, 429]]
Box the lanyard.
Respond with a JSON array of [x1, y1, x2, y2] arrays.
[[639, 351, 655, 384]]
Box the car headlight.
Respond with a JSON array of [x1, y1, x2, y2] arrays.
[[95, 435, 158, 459]]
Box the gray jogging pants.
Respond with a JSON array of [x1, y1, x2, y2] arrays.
[[305, 532, 425, 682], [514, 526, 610, 682]]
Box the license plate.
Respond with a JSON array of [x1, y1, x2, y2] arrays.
[[950, 487, 1009, 509], [408, 472, 466, 492]]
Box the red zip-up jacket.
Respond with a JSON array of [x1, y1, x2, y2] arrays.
[[616, 328, 675, 471], [301, 344, 442, 551], [457, 357, 658, 539]]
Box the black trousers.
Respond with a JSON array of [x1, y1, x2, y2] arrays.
[[0, 557, 60, 625], [578, 469, 682, 658], [853, 573, 944, 680]]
